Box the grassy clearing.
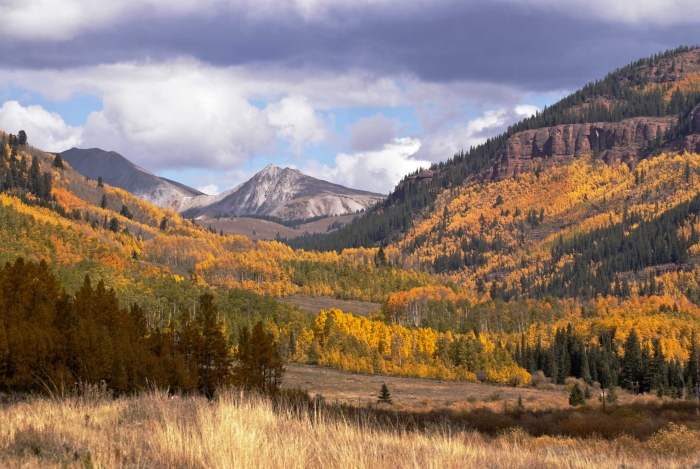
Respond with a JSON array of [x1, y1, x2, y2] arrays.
[[201, 214, 358, 241], [284, 364, 700, 440], [280, 296, 381, 316], [1, 391, 699, 469]]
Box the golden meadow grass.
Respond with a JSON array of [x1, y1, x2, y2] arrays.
[[1, 390, 700, 469]]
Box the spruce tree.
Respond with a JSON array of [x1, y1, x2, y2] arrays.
[[569, 383, 586, 406], [620, 329, 643, 390], [52, 154, 64, 170], [233, 320, 284, 395], [378, 383, 393, 404], [197, 293, 232, 398]]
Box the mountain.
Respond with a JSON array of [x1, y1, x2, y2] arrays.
[[60, 148, 204, 211], [180, 164, 384, 220], [62, 148, 383, 221], [289, 45, 700, 253]]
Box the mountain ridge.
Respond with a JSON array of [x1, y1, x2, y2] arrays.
[[181, 163, 383, 221], [60, 147, 204, 212], [61, 149, 384, 221]]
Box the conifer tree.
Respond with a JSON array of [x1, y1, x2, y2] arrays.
[[196, 293, 231, 398], [569, 383, 586, 406], [621, 329, 643, 390], [53, 154, 64, 170], [233, 320, 284, 395], [378, 383, 393, 404]]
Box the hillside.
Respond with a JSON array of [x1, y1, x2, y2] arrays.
[[290, 46, 700, 253], [60, 148, 204, 212]]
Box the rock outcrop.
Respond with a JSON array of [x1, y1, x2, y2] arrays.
[[489, 116, 678, 181]]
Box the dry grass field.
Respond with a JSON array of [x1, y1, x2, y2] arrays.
[[280, 296, 381, 316], [201, 214, 357, 240], [284, 364, 570, 408], [2, 391, 700, 469]]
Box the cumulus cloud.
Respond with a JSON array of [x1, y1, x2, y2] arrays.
[[264, 96, 328, 155], [349, 113, 398, 152], [197, 184, 220, 195], [0, 59, 528, 172], [0, 101, 82, 151], [304, 137, 428, 193], [417, 105, 540, 162]]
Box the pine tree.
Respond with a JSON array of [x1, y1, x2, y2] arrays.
[[97, 176, 104, 188], [581, 349, 592, 385], [100, 194, 107, 209], [196, 293, 232, 398], [620, 329, 643, 390], [375, 246, 388, 267], [233, 320, 284, 395], [569, 383, 586, 406], [378, 383, 393, 404], [119, 205, 133, 220], [52, 154, 64, 170]]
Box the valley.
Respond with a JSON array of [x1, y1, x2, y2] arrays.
[[2, 46, 700, 468]]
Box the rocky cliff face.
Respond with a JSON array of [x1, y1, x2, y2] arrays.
[[489, 116, 678, 181]]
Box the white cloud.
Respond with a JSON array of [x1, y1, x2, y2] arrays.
[[417, 105, 540, 162], [264, 96, 328, 155], [197, 184, 220, 195], [304, 137, 428, 193], [0, 101, 83, 151], [0, 59, 523, 172], [515, 104, 539, 118]]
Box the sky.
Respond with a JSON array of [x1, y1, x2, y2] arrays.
[[0, 1, 698, 195]]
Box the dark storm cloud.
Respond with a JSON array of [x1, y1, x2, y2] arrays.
[[2, 2, 698, 92]]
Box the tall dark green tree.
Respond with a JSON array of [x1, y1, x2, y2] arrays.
[[378, 383, 393, 404], [53, 154, 64, 170], [620, 329, 644, 390], [195, 293, 231, 398], [233, 320, 284, 395]]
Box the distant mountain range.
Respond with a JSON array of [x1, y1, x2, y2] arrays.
[[60, 148, 384, 221]]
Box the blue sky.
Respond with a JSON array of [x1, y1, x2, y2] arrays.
[[0, 0, 697, 194]]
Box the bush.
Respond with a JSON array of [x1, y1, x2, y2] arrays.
[[507, 373, 524, 387], [530, 371, 549, 388]]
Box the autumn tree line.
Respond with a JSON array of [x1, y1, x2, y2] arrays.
[[0, 258, 284, 397], [512, 326, 700, 399], [0, 133, 54, 205]]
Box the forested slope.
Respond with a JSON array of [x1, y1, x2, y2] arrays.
[[287, 46, 700, 252]]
